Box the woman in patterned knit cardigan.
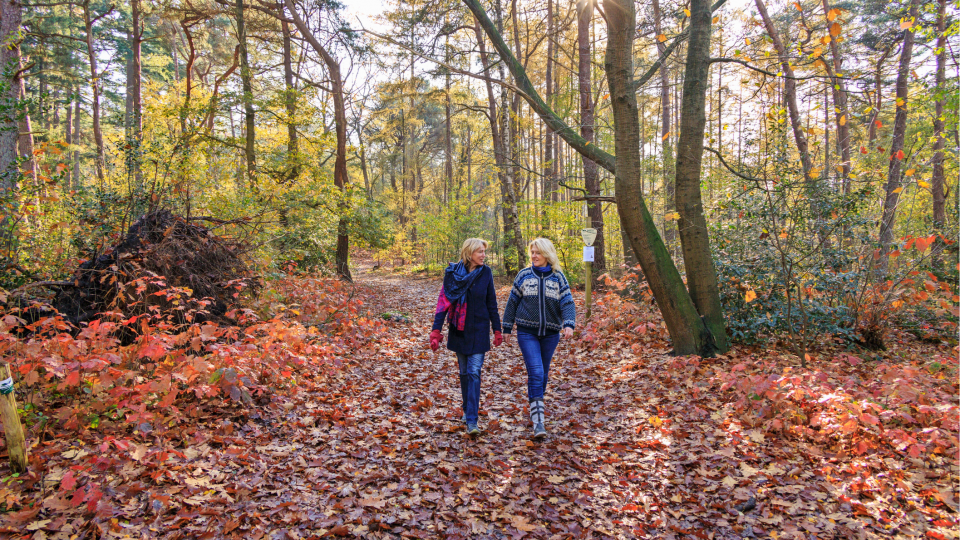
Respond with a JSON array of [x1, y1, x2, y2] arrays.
[[501, 238, 576, 439], [428, 238, 503, 436]]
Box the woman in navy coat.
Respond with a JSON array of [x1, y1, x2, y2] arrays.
[[429, 238, 502, 435]]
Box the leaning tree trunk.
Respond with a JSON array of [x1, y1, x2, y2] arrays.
[[0, 0, 24, 259], [464, 0, 717, 356], [878, 0, 920, 275], [283, 0, 352, 281], [578, 0, 606, 275], [474, 18, 524, 272], [674, 0, 729, 353], [931, 0, 947, 272]]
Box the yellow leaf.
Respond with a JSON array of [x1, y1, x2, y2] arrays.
[[666, 212, 681, 221], [830, 22, 842, 37], [684, 8, 691, 16], [900, 18, 914, 30], [657, 33, 667, 42], [745, 37, 751, 45], [820, 36, 831, 45], [649, 415, 664, 427], [779, 230, 788, 239], [918, 180, 931, 188], [812, 47, 823, 58], [712, 16, 719, 23], [793, 2, 802, 10], [839, 115, 846, 126], [662, 131, 671, 140], [745, 289, 757, 303], [827, 8, 841, 21], [892, 187, 903, 194], [905, 168, 915, 176]]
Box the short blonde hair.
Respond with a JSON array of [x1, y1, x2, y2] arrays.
[[528, 237, 561, 270], [460, 238, 488, 265]]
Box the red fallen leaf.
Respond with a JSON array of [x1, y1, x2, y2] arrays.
[[224, 520, 240, 534], [326, 525, 350, 536], [621, 503, 640, 512], [64, 370, 81, 387], [61, 470, 77, 491], [860, 413, 879, 426], [927, 532, 947, 540], [896, 149, 905, 160]]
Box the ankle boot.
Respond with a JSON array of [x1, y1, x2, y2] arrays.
[[530, 400, 546, 438]]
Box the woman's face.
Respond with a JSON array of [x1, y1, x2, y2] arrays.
[[470, 246, 486, 267], [530, 245, 547, 267]]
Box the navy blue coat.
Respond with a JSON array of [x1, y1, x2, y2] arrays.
[[432, 265, 502, 355]]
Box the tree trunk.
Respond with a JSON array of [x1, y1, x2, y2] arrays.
[[754, 0, 819, 214], [465, 0, 718, 356], [653, 0, 676, 253], [544, 0, 556, 204], [474, 17, 524, 273], [82, 0, 106, 184], [822, 0, 850, 195], [281, 13, 299, 182], [0, 0, 24, 259], [877, 0, 919, 275], [931, 0, 947, 272], [674, 0, 729, 353], [72, 85, 81, 186], [868, 47, 890, 143], [65, 92, 73, 189], [578, 0, 605, 274], [237, 0, 256, 187], [603, 0, 716, 356], [283, 0, 352, 281], [130, 0, 144, 191], [443, 16, 453, 204]]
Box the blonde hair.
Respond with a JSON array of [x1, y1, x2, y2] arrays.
[[460, 238, 488, 266], [528, 238, 561, 270]]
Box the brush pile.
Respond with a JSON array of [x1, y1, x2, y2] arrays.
[[49, 210, 259, 327]]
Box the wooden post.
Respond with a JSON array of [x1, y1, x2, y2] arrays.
[[0, 363, 27, 473], [585, 260, 592, 320]]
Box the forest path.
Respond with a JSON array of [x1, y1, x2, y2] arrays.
[[248, 265, 808, 540]]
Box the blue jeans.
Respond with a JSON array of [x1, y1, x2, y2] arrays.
[[456, 352, 485, 424], [516, 329, 560, 402]]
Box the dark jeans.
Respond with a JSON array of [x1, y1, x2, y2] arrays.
[[456, 352, 485, 424], [516, 329, 560, 402]]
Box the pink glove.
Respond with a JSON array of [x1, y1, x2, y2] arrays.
[[493, 331, 503, 347], [429, 329, 443, 351]]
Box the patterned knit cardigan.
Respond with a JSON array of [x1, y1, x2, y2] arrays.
[[502, 267, 576, 334]]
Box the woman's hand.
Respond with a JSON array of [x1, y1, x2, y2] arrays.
[[493, 331, 503, 347], [429, 329, 443, 351], [562, 327, 574, 339]]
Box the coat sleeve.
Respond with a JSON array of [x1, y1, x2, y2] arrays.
[[501, 272, 523, 334], [485, 268, 502, 333], [558, 273, 577, 329], [431, 286, 447, 332]]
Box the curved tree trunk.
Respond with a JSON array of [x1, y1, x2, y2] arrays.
[[674, 0, 729, 353], [283, 0, 352, 281]]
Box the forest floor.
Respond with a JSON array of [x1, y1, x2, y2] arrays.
[[0, 264, 957, 539]]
